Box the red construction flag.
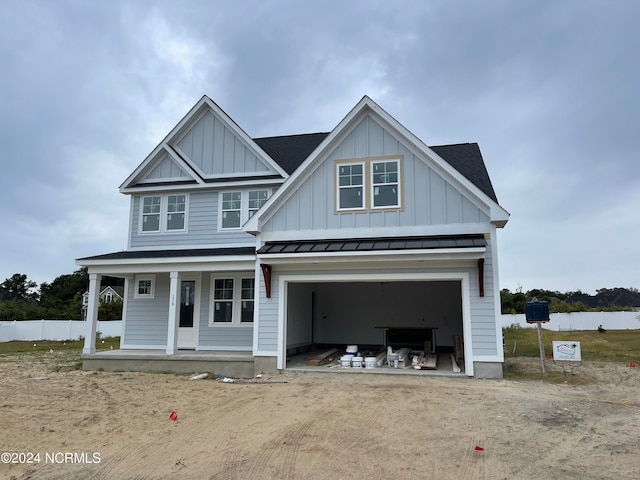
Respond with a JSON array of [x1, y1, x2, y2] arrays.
[[169, 411, 178, 421]]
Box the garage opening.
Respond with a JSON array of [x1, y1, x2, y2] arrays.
[[285, 280, 465, 374]]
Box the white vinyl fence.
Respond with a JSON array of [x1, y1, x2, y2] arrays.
[[502, 311, 640, 331], [0, 320, 122, 342]]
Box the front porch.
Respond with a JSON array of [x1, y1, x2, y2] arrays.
[[81, 349, 274, 378]]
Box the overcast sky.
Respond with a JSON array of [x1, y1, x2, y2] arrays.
[[1, 0, 638, 294]]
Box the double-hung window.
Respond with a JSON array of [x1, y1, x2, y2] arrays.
[[167, 194, 186, 230], [142, 196, 161, 232], [210, 275, 255, 325], [134, 275, 155, 299], [372, 160, 399, 208], [221, 192, 242, 229], [336, 157, 401, 211], [140, 194, 188, 233], [220, 190, 271, 230], [337, 163, 364, 210]]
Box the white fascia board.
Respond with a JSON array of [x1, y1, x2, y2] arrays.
[[121, 177, 284, 195], [77, 257, 256, 275], [257, 247, 486, 265], [259, 223, 492, 243], [127, 242, 255, 252]]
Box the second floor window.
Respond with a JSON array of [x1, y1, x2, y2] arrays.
[[220, 189, 271, 230], [140, 194, 189, 234], [221, 192, 242, 229]]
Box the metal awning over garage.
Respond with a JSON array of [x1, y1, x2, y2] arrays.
[[257, 234, 485, 255]]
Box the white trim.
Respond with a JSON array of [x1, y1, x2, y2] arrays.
[[209, 273, 256, 326], [370, 158, 401, 210], [80, 260, 256, 276], [275, 271, 473, 375], [218, 188, 273, 232], [126, 242, 255, 251], [133, 274, 156, 299], [335, 161, 365, 211], [252, 260, 262, 354], [489, 226, 505, 363], [253, 351, 278, 357], [120, 277, 129, 349], [245, 96, 509, 233], [122, 177, 284, 194], [138, 193, 190, 235], [178, 273, 201, 349]]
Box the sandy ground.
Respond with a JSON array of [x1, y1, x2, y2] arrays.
[[1, 354, 639, 480]]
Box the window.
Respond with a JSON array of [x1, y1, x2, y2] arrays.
[[372, 160, 399, 208], [213, 279, 234, 322], [167, 195, 186, 230], [139, 194, 189, 234], [134, 275, 155, 299], [142, 196, 161, 232], [337, 163, 364, 209], [241, 278, 255, 323], [248, 190, 269, 218], [104, 291, 113, 303], [221, 192, 241, 229], [336, 157, 402, 211], [219, 190, 272, 230], [210, 275, 255, 325]]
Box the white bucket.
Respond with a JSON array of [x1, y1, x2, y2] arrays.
[[352, 356, 363, 368], [346, 345, 358, 354], [364, 357, 376, 369], [340, 355, 354, 368]]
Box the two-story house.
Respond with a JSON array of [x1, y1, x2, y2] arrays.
[[77, 95, 509, 378]]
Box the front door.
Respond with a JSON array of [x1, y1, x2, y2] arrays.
[[178, 277, 199, 349]]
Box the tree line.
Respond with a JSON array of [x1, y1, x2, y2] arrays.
[[0, 268, 123, 321], [500, 287, 638, 314]]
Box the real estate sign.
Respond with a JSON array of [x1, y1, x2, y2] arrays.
[[552, 341, 581, 362]]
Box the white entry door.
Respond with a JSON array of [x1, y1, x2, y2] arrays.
[[178, 276, 200, 349]]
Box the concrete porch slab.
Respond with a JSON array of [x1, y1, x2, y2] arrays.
[[82, 349, 261, 378]]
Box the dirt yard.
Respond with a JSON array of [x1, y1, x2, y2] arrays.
[[1, 354, 638, 480]]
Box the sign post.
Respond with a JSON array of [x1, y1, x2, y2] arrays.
[[525, 300, 550, 376]]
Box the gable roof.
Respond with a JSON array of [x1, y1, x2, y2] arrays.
[[253, 133, 330, 175], [245, 96, 509, 232], [120, 96, 289, 192]]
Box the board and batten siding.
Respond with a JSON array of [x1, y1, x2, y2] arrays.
[[143, 153, 190, 181], [197, 273, 253, 349], [261, 114, 490, 233], [173, 110, 272, 177], [129, 191, 256, 249], [123, 273, 170, 347]]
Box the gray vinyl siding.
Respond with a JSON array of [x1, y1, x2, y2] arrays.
[[257, 271, 279, 352], [197, 273, 254, 348], [261, 114, 490, 233], [173, 110, 273, 176], [123, 273, 170, 347], [129, 191, 255, 248]]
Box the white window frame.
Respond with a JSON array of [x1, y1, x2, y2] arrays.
[[209, 274, 255, 326], [336, 162, 365, 211], [371, 159, 401, 209], [335, 157, 402, 212], [220, 191, 242, 230], [134, 275, 156, 299], [139, 194, 189, 234], [141, 196, 162, 232], [218, 189, 272, 231]]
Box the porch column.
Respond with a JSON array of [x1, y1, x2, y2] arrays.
[[166, 271, 181, 354], [83, 273, 102, 354]]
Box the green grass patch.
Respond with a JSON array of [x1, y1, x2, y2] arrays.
[[0, 337, 120, 356], [503, 327, 639, 362]]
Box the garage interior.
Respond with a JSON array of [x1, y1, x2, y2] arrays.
[[285, 280, 466, 374]]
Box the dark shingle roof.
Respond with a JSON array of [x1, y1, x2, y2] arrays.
[[253, 133, 330, 174], [430, 143, 498, 203], [78, 247, 255, 262], [257, 235, 485, 255], [253, 134, 498, 203]]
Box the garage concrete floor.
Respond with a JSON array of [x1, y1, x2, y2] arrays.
[[285, 348, 466, 377]]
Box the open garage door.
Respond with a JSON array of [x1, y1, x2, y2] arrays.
[[284, 280, 465, 372]]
